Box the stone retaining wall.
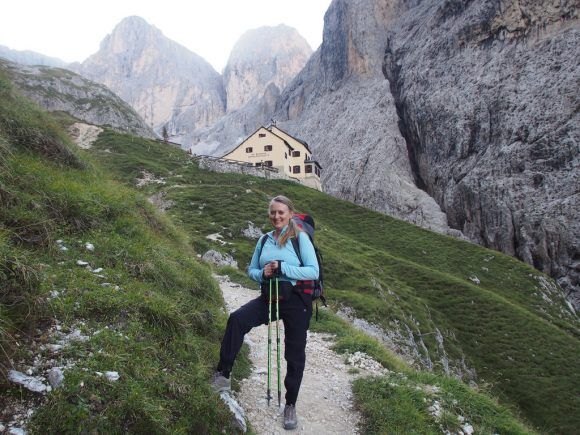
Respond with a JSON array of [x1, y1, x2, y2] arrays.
[[195, 156, 299, 183]]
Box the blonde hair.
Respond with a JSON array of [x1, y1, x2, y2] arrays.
[[270, 195, 301, 247]]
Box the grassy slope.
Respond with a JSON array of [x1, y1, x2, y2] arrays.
[[0, 74, 250, 432], [89, 130, 579, 433]]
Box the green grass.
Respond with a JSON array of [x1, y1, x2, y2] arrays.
[[88, 127, 579, 432], [353, 372, 533, 434], [0, 72, 248, 432], [313, 308, 533, 434]]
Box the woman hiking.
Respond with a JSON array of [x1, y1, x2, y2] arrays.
[[211, 195, 319, 430]]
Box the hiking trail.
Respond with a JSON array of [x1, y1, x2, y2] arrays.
[[216, 275, 386, 434]]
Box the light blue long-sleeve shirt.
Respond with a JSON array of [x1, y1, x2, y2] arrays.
[[247, 226, 319, 285]]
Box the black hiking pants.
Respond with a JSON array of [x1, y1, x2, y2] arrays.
[[217, 290, 312, 405]]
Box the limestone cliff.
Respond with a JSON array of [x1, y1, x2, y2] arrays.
[[275, 0, 453, 235], [77, 16, 225, 141], [275, 0, 579, 305], [189, 25, 312, 155], [383, 0, 579, 305], [0, 58, 155, 138], [223, 25, 312, 111]]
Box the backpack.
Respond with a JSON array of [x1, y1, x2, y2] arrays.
[[258, 213, 327, 319]]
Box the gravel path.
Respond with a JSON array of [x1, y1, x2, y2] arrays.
[[217, 275, 372, 434]]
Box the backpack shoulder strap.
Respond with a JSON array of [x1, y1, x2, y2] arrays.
[[257, 233, 269, 258], [290, 234, 303, 266]]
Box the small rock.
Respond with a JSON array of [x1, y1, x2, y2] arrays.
[[68, 330, 89, 342], [92, 267, 103, 273], [76, 260, 89, 266], [202, 250, 238, 268], [462, 423, 474, 434], [47, 367, 64, 388], [104, 371, 120, 381], [469, 275, 480, 285], [9, 428, 27, 435], [85, 243, 95, 251], [47, 344, 63, 352], [242, 221, 263, 239], [59, 246, 68, 251], [8, 370, 49, 393]]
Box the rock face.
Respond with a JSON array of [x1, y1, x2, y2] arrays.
[[382, 0, 579, 305], [275, 0, 579, 305], [0, 45, 68, 68], [189, 25, 312, 155], [274, 0, 453, 235], [223, 25, 312, 111], [0, 58, 155, 138], [77, 16, 225, 141]]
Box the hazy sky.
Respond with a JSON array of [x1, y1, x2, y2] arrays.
[[0, 0, 332, 71]]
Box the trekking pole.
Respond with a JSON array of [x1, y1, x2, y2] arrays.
[[276, 277, 281, 407], [267, 279, 272, 406]]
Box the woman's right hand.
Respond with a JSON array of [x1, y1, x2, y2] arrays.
[[263, 261, 277, 278]]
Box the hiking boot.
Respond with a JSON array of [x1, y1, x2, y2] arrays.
[[283, 404, 298, 430], [210, 371, 231, 393]]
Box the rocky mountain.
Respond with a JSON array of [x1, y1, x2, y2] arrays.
[[274, 0, 579, 306], [0, 58, 155, 138], [76, 16, 225, 141], [0, 45, 68, 68], [223, 25, 312, 111], [187, 25, 312, 155], [274, 0, 454, 235]]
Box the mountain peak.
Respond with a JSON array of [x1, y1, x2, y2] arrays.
[[79, 15, 225, 138], [223, 24, 312, 111], [227, 24, 312, 65], [112, 15, 158, 35], [99, 16, 161, 52]]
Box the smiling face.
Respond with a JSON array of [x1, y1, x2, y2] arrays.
[[269, 200, 293, 232]]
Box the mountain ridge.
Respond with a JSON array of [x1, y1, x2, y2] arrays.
[[0, 58, 156, 139]]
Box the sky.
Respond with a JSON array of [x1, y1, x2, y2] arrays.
[[0, 0, 332, 72]]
